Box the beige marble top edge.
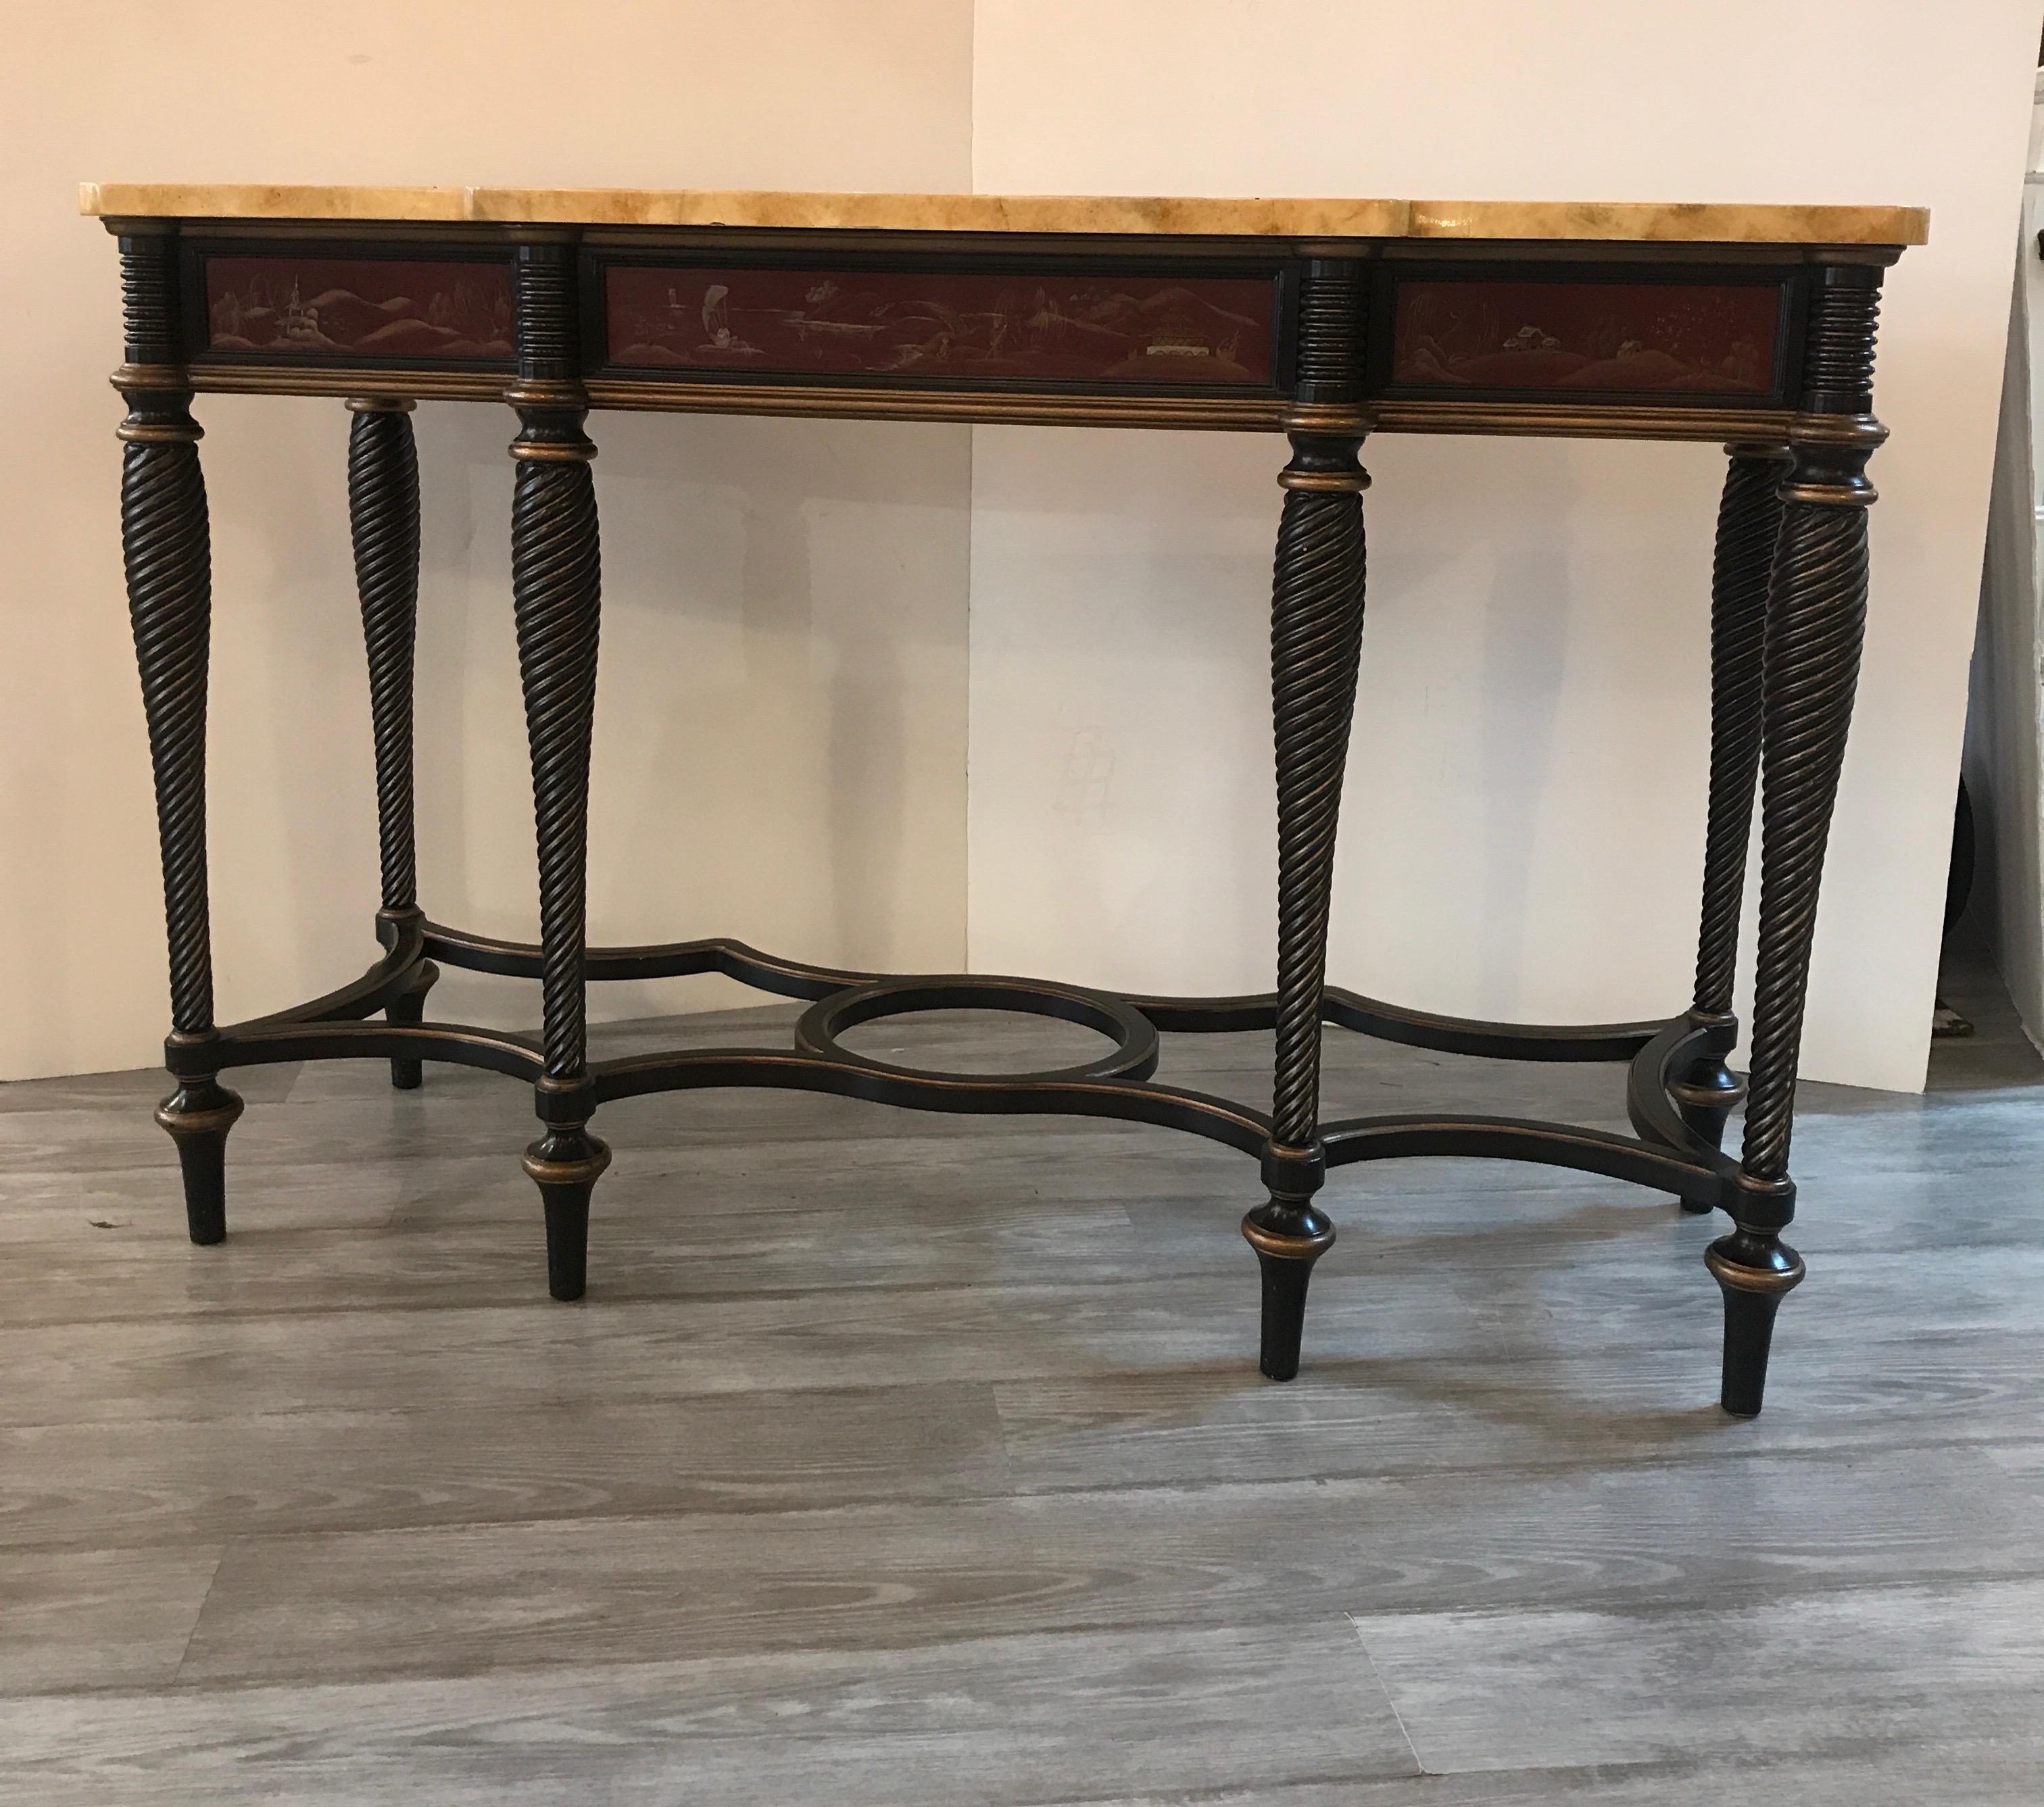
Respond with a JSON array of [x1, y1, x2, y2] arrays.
[[467, 187, 1413, 236], [82, 182, 474, 222], [1408, 199, 1930, 245], [80, 183, 1930, 245]]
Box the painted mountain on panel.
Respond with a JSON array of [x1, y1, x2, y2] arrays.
[[205, 258, 514, 358]]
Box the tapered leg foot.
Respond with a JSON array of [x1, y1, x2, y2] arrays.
[[1706, 1232, 1804, 1416], [1252, 1253, 1317, 1382], [542, 1191, 589, 1302], [1242, 1202, 1335, 1382], [523, 1127, 610, 1301], [385, 959, 439, 1091], [155, 1079, 244, 1245]]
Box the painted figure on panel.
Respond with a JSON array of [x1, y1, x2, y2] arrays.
[[609, 267, 1275, 385], [1392, 280, 1778, 393]]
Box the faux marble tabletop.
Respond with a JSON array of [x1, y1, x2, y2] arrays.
[[79, 184, 1930, 245]]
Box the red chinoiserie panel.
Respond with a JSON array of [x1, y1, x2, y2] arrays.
[[1390, 279, 1781, 393], [203, 257, 513, 357], [606, 266, 1277, 384]]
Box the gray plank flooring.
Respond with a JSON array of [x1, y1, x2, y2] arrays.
[[1, 935, 2039, 1803]]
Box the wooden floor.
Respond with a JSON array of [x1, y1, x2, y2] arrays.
[[3, 939, 2041, 1804]]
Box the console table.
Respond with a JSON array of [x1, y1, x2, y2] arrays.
[[84, 182, 1927, 1416]]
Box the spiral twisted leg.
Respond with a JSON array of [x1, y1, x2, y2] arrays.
[[1713, 494, 1870, 1414], [125, 438, 213, 1035], [1742, 504, 1868, 1183], [1242, 433, 1368, 1380], [348, 401, 421, 913], [512, 453, 602, 1083], [509, 414, 608, 1297], [1690, 261, 1889, 1414], [122, 406, 242, 1241], [347, 398, 435, 1086], [1672, 447, 1786, 1205]]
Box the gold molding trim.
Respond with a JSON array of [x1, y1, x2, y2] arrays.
[[585, 376, 1288, 432], [185, 364, 508, 402], [1375, 399, 1797, 444], [110, 362, 191, 393], [1787, 412, 1888, 449], [163, 365, 1825, 446]]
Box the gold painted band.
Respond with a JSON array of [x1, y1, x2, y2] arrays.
[[155, 1099, 245, 1138], [116, 420, 203, 445], [1779, 480, 1877, 508], [522, 1146, 614, 1187], [1669, 1073, 1746, 1112], [1788, 412, 1887, 449], [1282, 403, 1373, 437], [504, 380, 587, 410], [1241, 1217, 1338, 1262], [1278, 468, 1371, 494], [508, 439, 598, 464], [345, 396, 417, 414], [1703, 1243, 1807, 1297]]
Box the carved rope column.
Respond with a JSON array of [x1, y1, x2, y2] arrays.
[[1242, 257, 1371, 1381], [115, 226, 243, 1244], [346, 395, 437, 1088], [507, 237, 609, 1299], [1670, 441, 1789, 1195], [1711, 259, 1891, 1416]]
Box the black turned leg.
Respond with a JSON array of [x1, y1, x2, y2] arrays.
[[1708, 1229, 1805, 1416], [1245, 427, 1369, 1379], [1245, 1199, 1336, 1381], [509, 239, 608, 1299], [1245, 259, 1371, 1380], [384, 957, 440, 1091], [347, 395, 437, 1088], [1718, 262, 1888, 1416], [1673, 445, 1787, 1206], [154, 1079, 243, 1245], [525, 1127, 611, 1300], [117, 230, 243, 1244]]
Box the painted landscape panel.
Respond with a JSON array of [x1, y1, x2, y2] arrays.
[[606, 265, 1277, 385], [204, 257, 514, 358], [1390, 278, 1782, 394]]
